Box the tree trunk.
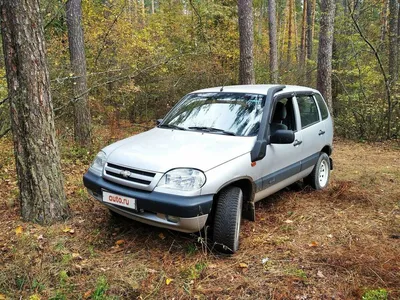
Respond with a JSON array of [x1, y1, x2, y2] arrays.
[[286, 0, 293, 64], [316, 0, 335, 114], [389, 0, 399, 83], [66, 0, 91, 147], [0, 0, 69, 224], [300, 0, 307, 67], [306, 0, 316, 59], [238, 0, 255, 84], [268, 0, 279, 82], [380, 0, 389, 43], [151, 0, 155, 14]]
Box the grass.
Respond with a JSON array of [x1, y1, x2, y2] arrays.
[[0, 126, 399, 299]]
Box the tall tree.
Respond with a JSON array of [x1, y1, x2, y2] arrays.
[[388, 0, 399, 83], [268, 0, 279, 82], [300, 0, 308, 67], [66, 0, 92, 147], [316, 0, 335, 113], [380, 0, 389, 43], [286, 0, 294, 64], [0, 0, 69, 224], [306, 0, 316, 59], [238, 0, 255, 84]]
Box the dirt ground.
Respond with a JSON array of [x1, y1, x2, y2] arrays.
[[0, 126, 399, 299]]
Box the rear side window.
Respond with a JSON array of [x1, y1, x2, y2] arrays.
[[314, 93, 329, 120], [297, 95, 320, 128]]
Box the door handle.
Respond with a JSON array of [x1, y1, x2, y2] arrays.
[[293, 139, 302, 146], [319, 130, 326, 136]]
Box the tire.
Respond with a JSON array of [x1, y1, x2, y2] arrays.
[[304, 152, 331, 190], [213, 186, 243, 254]]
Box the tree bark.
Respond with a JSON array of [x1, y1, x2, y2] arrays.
[[66, 0, 91, 147], [268, 0, 279, 82], [300, 0, 308, 67], [0, 0, 69, 224], [286, 0, 294, 64], [389, 0, 399, 83], [316, 0, 335, 114], [238, 0, 255, 84], [380, 0, 389, 43], [306, 0, 316, 59]]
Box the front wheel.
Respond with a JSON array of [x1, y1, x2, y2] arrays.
[[213, 186, 243, 254], [304, 152, 331, 190]]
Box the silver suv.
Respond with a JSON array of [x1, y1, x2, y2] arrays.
[[83, 85, 333, 253]]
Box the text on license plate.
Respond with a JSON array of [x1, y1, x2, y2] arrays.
[[103, 191, 136, 210]]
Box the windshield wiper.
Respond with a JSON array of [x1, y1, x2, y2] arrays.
[[158, 124, 186, 131], [188, 126, 236, 136]]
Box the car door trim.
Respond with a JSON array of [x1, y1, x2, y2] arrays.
[[254, 152, 319, 192]]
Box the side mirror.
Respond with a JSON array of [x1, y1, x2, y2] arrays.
[[156, 119, 163, 126], [270, 130, 295, 144]]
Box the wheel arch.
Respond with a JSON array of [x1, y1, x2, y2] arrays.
[[321, 145, 333, 156], [320, 145, 333, 170], [212, 177, 256, 222]]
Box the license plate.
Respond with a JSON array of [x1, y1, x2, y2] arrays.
[[103, 191, 136, 210]]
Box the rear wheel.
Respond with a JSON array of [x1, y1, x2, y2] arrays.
[[213, 186, 243, 254], [304, 152, 331, 190]]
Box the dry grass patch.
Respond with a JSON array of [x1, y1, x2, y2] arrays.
[[0, 130, 399, 299]]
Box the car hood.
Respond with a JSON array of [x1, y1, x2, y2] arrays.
[[103, 128, 256, 173]]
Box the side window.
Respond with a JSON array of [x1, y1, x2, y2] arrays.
[[314, 93, 329, 120], [297, 95, 320, 128], [270, 98, 296, 133]]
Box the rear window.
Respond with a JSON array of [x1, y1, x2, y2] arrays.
[[314, 93, 329, 120]]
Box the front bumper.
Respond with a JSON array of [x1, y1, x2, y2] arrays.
[[83, 171, 214, 233]]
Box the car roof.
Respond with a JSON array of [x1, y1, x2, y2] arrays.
[[190, 84, 318, 96]]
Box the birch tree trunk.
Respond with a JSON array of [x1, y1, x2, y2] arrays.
[[66, 0, 92, 147], [268, 0, 279, 82], [238, 0, 256, 84], [316, 0, 336, 114], [0, 0, 69, 224]]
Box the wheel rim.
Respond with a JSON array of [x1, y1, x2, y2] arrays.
[[318, 159, 329, 187], [233, 192, 243, 251]]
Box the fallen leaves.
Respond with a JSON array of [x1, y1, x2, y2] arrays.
[[317, 270, 325, 278], [308, 241, 318, 247], [83, 290, 92, 299], [72, 253, 83, 260], [238, 262, 248, 268], [165, 278, 173, 285], [115, 239, 125, 246], [15, 225, 23, 235], [62, 227, 75, 234]]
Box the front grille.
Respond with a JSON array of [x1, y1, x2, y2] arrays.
[[105, 170, 151, 185], [107, 163, 155, 177], [104, 163, 156, 186]]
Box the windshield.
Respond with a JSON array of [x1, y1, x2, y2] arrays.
[[161, 92, 265, 136]]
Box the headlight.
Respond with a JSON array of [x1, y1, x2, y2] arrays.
[[89, 151, 107, 175], [157, 168, 206, 191]]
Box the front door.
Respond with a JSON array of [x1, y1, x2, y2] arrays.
[[254, 96, 303, 201]]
